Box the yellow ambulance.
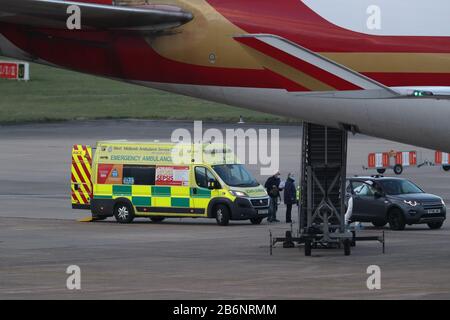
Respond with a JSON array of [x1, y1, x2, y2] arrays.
[[71, 141, 270, 225]]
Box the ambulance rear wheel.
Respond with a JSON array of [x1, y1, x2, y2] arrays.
[[150, 216, 165, 223], [114, 203, 134, 224], [376, 169, 386, 174], [215, 204, 230, 226], [443, 165, 450, 172], [393, 164, 403, 175]]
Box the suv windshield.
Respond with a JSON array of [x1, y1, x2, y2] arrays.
[[379, 179, 424, 195], [212, 164, 259, 187]]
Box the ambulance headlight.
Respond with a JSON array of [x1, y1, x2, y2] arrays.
[[229, 190, 248, 197]]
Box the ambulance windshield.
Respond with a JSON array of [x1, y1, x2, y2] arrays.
[[212, 164, 259, 187]]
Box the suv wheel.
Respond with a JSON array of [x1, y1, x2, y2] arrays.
[[215, 204, 230, 226], [114, 203, 135, 224], [388, 208, 406, 230], [427, 221, 444, 229]]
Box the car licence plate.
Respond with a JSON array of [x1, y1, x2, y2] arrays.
[[258, 209, 269, 215], [427, 209, 441, 214]]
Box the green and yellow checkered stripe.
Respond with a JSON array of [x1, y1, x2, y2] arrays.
[[93, 184, 212, 216]]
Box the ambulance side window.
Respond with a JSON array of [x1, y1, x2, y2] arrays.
[[195, 167, 217, 188], [123, 165, 156, 185]]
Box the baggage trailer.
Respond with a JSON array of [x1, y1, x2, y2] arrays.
[[366, 150, 417, 175]]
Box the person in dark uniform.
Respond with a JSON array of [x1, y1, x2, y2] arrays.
[[264, 171, 282, 222], [283, 173, 297, 223]]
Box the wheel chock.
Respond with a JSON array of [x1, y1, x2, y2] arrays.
[[78, 216, 94, 222]]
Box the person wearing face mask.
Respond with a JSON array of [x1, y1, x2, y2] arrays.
[[264, 171, 282, 223], [283, 173, 297, 224]]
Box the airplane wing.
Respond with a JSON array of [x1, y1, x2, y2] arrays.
[[235, 34, 400, 98], [0, 0, 193, 32], [236, 34, 450, 100]]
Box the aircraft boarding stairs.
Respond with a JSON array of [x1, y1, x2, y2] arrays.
[[271, 123, 385, 256]]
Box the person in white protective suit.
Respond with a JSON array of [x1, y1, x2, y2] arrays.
[[345, 180, 375, 229]]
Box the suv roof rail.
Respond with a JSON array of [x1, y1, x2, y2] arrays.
[[371, 174, 384, 178]]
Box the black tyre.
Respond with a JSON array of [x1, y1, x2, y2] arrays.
[[427, 221, 444, 229], [150, 216, 165, 223], [344, 239, 351, 256], [113, 202, 134, 224], [215, 204, 230, 226], [304, 240, 312, 256], [372, 220, 387, 228], [250, 217, 263, 225], [377, 168, 386, 174], [443, 165, 450, 172], [283, 230, 295, 248], [388, 208, 406, 230], [393, 164, 403, 175]]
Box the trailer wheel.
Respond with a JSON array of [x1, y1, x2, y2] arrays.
[[304, 240, 312, 256], [215, 204, 230, 226], [344, 239, 351, 256], [376, 168, 386, 174], [113, 203, 134, 224], [393, 164, 403, 175], [443, 165, 450, 172]]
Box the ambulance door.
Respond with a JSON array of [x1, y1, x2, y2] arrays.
[[192, 166, 220, 215], [71, 145, 93, 209]]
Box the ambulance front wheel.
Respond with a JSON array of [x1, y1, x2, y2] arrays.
[[114, 202, 135, 224], [215, 204, 230, 226], [393, 164, 403, 175]]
